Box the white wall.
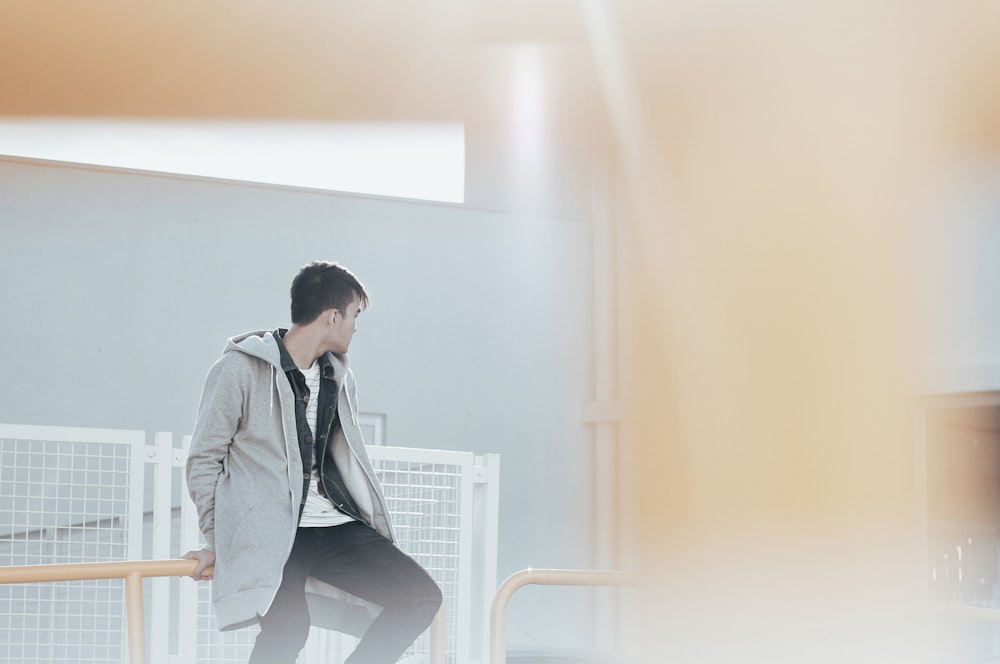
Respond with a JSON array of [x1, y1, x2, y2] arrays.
[[916, 172, 1000, 393], [0, 156, 598, 653]]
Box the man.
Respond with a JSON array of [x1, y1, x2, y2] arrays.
[[183, 261, 442, 664]]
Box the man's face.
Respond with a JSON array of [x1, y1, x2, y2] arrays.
[[328, 294, 361, 354]]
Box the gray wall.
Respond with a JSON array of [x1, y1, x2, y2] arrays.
[[0, 156, 597, 651], [916, 173, 1000, 391]]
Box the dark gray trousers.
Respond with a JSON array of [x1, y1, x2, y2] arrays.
[[248, 522, 442, 664]]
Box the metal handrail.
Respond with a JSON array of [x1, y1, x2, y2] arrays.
[[489, 568, 642, 664], [0, 558, 203, 664], [0, 559, 446, 664]]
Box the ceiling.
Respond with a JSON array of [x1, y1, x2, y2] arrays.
[[5, 1, 1000, 194], [0, 1, 600, 122]]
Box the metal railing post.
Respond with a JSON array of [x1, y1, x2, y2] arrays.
[[124, 570, 146, 664], [489, 568, 642, 664]]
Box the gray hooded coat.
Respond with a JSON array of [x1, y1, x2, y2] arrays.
[[185, 330, 396, 633]]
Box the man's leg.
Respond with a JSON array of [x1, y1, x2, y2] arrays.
[[248, 528, 317, 664], [312, 522, 443, 664]]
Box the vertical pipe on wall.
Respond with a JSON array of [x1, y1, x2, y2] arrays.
[[150, 432, 173, 663], [590, 162, 620, 654], [177, 435, 199, 663]]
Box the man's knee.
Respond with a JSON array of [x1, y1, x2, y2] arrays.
[[414, 576, 443, 618], [428, 579, 443, 609], [249, 634, 309, 664], [393, 567, 442, 619], [253, 614, 311, 660]]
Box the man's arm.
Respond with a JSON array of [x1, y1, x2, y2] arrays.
[[184, 359, 243, 563]]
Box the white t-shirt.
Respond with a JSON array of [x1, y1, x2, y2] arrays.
[[298, 361, 353, 527]]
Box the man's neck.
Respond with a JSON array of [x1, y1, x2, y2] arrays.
[[282, 325, 324, 370]]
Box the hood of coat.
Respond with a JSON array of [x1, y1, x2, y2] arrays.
[[225, 330, 349, 377], [222, 329, 357, 424], [224, 330, 281, 366]]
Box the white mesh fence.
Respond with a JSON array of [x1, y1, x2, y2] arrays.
[[0, 425, 145, 664], [185, 444, 496, 664], [0, 424, 499, 664], [370, 448, 472, 662]]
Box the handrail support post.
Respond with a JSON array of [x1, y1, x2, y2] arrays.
[[125, 570, 147, 664]]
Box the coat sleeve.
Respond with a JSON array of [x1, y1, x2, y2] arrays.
[[185, 359, 244, 551]]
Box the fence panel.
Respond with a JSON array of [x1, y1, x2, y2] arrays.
[[0, 425, 498, 664], [0, 424, 146, 664], [369, 445, 475, 663], [178, 441, 498, 664]]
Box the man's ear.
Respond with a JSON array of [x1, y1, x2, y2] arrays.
[[328, 309, 340, 327]]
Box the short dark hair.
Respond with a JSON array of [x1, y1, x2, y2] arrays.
[[289, 261, 369, 324]]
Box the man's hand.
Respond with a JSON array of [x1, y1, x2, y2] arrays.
[[182, 549, 216, 581]]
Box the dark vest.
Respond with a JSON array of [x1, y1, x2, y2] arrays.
[[272, 329, 363, 524]]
